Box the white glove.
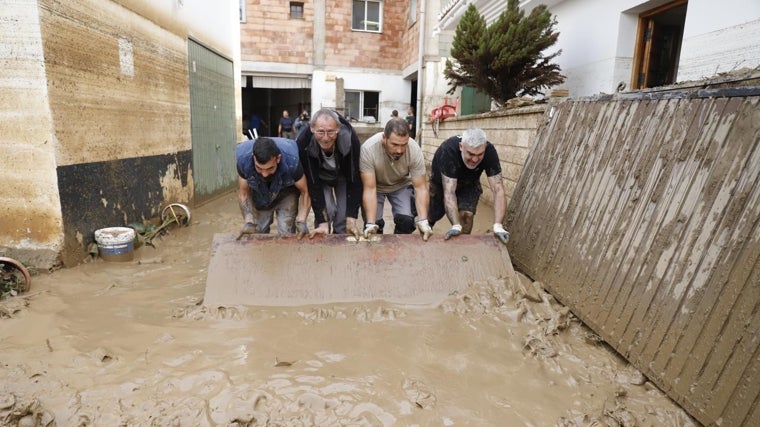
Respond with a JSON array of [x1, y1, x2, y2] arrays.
[[363, 223, 379, 239], [493, 223, 510, 245], [444, 224, 463, 240], [416, 219, 433, 242]]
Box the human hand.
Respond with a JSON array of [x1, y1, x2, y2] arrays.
[[346, 217, 361, 240], [416, 219, 433, 242], [493, 223, 510, 245], [236, 222, 256, 240], [444, 224, 462, 240], [295, 221, 310, 240], [363, 222, 379, 239], [312, 222, 330, 237]]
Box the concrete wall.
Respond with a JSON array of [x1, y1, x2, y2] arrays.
[[0, 0, 63, 268], [506, 89, 760, 426], [0, 0, 241, 269]]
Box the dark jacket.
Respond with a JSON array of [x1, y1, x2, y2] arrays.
[[296, 113, 362, 225]]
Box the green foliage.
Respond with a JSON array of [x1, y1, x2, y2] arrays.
[[444, 0, 565, 107]]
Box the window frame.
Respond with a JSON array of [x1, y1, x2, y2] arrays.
[[352, 0, 383, 33], [345, 90, 379, 122], [290, 2, 304, 19]]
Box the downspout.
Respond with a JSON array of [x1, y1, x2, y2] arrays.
[[415, 0, 426, 140]]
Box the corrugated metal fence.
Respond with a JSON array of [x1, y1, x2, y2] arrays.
[[506, 89, 759, 426]]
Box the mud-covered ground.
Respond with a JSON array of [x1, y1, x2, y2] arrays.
[[0, 193, 698, 426]]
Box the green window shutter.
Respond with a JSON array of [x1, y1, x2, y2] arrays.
[[460, 86, 491, 115]]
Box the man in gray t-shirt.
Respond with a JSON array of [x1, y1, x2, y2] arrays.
[[359, 117, 432, 240]]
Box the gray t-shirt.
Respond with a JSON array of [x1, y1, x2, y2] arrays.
[[360, 132, 426, 193]]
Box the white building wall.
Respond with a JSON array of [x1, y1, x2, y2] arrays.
[[446, 0, 760, 99], [311, 69, 413, 123], [678, 0, 760, 81]]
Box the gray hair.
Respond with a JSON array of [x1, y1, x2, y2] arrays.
[[310, 109, 340, 126], [461, 127, 487, 148]]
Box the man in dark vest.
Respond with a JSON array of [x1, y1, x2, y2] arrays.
[[235, 137, 316, 239]]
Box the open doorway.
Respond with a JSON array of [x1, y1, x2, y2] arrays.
[[631, 0, 688, 90]]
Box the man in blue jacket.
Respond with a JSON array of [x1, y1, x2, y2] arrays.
[[235, 137, 315, 239], [296, 109, 362, 238]]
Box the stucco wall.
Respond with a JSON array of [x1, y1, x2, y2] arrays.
[[0, 0, 241, 269], [0, 0, 63, 268]]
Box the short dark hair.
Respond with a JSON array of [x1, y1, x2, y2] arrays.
[[253, 138, 281, 163], [384, 117, 409, 138]]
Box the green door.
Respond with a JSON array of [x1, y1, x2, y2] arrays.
[[188, 39, 237, 204], [460, 86, 492, 115]]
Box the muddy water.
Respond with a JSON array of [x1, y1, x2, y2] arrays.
[[0, 193, 697, 426]]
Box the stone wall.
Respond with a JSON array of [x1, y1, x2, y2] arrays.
[[418, 105, 548, 206]]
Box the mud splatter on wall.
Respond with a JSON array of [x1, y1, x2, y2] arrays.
[[507, 89, 760, 426]]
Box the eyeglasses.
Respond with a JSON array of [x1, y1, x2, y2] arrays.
[[314, 129, 338, 137]]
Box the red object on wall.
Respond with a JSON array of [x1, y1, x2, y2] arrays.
[[429, 97, 459, 123]]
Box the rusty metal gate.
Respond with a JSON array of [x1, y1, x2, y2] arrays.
[[188, 39, 237, 204], [507, 88, 760, 426]]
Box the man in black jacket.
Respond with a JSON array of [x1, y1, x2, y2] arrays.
[[296, 109, 362, 238]]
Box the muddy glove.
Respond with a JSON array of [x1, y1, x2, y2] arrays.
[[363, 222, 379, 239], [444, 224, 463, 240], [493, 223, 510, 245], [236, 222, 256, 240], [295, 221, 310, 240], [416, 219, 433, 242], [346, 217, 361, 240], [312, 222, 330, 237]]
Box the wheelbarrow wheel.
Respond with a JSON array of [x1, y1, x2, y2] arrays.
[[0, 257, 31, 296], [161, 203, 191, 227]]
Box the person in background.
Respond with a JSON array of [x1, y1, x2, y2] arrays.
[[235, 137, 318, 240], [294, 110, 310, 136], [391, 110, 399, 118], [359, 117, 432, 241], [248, 112, 266, 139], [296, 109, 362, 238], [405, 106, 416, 139], [428, 127, 510, 245], [278, 110, 295, 139]]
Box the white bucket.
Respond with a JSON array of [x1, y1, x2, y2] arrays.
[[94, 227, 135, 262]]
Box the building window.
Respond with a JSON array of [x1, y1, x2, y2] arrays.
[[352, 0, 382, 32], [239, 0, 246, 23], [290, 2, 304, 18], [345, 90, 379, 122], [408, 0, 417, 26]]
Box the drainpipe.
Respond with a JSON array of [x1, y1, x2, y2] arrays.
[[415, 0, 426, 140]]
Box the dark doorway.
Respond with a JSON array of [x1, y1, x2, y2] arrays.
[[241, 83, 310, 139], [631, 0, 687, 90]]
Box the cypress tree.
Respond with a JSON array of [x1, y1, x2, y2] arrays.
[[444, 0, 565, 107]]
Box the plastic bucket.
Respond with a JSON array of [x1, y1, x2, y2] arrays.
[[94, 227, 135, 262]]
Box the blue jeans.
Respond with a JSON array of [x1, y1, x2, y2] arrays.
[[252, 187, 299, 235]]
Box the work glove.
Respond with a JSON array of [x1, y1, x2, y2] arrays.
[[295, 221, 311, 240], [363, 222, 379, 239], [444, 224, 463, 240], [236, 222, 256, 240], [493, 223, 510, 245], [312, 222, 330, 237], [416, 219, 433, 242], [346, 217, 361, 240]]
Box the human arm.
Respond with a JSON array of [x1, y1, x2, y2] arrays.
[[360, 171, 379, 237], [411, 174, 432, 241], [487, 173, 509, 244], [236, 177, 256, 239], [441, 174, 464, 239], [293, 175, 317, 239]]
